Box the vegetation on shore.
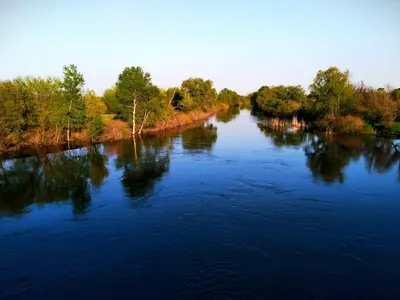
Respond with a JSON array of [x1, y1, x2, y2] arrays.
[[249, 67, 400, 136], [0, 65, 241, 154], [1, 65, 399, 155]]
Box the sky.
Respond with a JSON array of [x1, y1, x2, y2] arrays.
[[1, 0, 399, 95]]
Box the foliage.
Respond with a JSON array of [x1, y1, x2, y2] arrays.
[[115, 66, 159, 122], [218, 88, 242, 106], [308, 67, 355, 117], [85, 90, 107, 119], [61, 64, 86, 132], [87, 116, 104, 139], [254, 85, 306, 117], [179, 78, 217, 111], [102, 88, 119, 114], [354, 83, 399, 127]]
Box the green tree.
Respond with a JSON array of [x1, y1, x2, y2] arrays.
[[60, 64, 86, 142], [115, 66, 159, 135], [84, 90, 107, 119], [179, 78, 217, 111], [218, 88, 241, 106], [308, 67, 355, 117], [102, 87, 119, 114], [253, 85, 306, 116], [26, 76, 62, 136]]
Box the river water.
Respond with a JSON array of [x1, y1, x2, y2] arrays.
[[1, 109, 399, 299]]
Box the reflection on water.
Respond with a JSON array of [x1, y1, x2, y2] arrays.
[[1, 110, 400, 300], [181, 123, 218, 151], [257, 122, 400, 183], [0, 146, 108, 215], [215, 106, 240, 123], [112, 138, 171, 202], [1, 117, 399, 216]]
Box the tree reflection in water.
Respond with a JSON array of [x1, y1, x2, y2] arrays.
[[110, 136, 171, 205], [0, 145, 108, 215], [216, 106, 240, 123], [257, 122, 400, 183], [181, 124, 218, 152], [0, 121, 221, 216]]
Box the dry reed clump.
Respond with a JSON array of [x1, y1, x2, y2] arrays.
[[100, 119, 131, 141], [335, 115, 366, 134], [71, 130, 88, 142], [315, 114, 373, 135]]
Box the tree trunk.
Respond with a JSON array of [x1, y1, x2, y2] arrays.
[[168, 89, 176, 106], [138, 111, 150, 135], [133, 134, 138, 163], [132, 93, 137, 136], [67, 99, 73, 143]]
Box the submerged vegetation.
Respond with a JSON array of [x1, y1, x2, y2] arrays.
[[1, 65, 399, 155]]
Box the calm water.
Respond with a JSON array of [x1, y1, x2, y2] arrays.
[[1, 109, 400, 299]]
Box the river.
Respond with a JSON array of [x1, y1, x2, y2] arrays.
[[1, 108, 399, 299]]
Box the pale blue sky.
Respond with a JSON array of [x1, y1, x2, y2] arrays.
[[1, 0, 399, 95]]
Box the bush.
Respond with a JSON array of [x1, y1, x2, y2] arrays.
[[87, 116, 104, 139], [335, 115, 368, 134], [391, 122, 400, 135], [314, 115, 374, 134], [101, 119, 130, 141]]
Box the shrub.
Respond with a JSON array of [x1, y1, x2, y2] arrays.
[[101, 119, 130, 141], [314, 115, 374, 134], [335, 115, 366, 134], [390, 122, 400, 136], [87, 116, 104, 139]]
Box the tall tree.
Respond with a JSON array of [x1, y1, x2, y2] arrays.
[[115, 66, 159, 136], [308, 67, 355, 117], [60, 64, 86, 142]]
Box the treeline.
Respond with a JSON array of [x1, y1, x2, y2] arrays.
[[0, 65, 244, 153], [250, 67, 400, 135]]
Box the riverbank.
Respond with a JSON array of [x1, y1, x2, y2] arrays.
[[0, 104, 228, 157], [145, 104, 228, 133]]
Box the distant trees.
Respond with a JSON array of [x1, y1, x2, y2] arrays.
[[253, 85, 306, 117], [178, 78, 217, 111], [218, 88, 242, 106]]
